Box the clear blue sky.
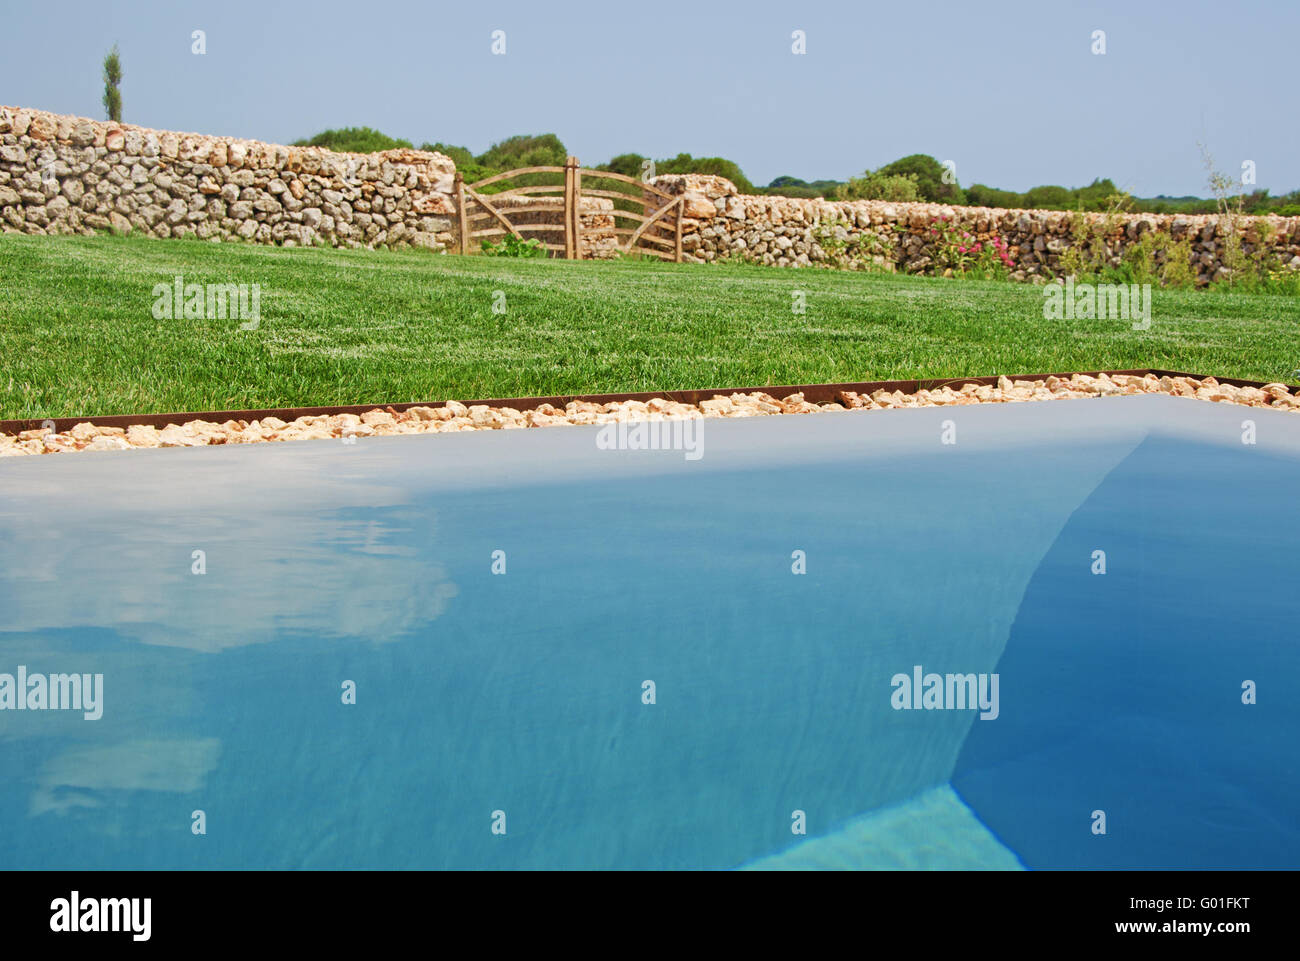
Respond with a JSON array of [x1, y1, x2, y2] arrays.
[[3, 0, 1295, 197]]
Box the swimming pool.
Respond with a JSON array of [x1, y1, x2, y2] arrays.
[[1, 394, 1296, 869]]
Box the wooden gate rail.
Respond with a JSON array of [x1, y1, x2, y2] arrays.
[[578, 167, 680, 260], [454, 157, 683, 261]]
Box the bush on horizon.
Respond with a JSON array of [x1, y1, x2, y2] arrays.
[[292, 128, 1300, 215], [292, 127, 414, 153]]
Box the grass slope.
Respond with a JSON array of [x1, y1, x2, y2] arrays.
[[1, 233, 1297, 419]]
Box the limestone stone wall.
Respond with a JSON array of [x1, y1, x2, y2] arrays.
[[5, 105, 1298, 283], [0, 106, 457, 251], [652, 175, 1300, 285]]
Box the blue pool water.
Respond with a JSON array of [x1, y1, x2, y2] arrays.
[[1, 395, 1297, 869]]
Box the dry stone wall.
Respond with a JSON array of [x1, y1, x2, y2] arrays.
[[652, 174, 1300, 285], [0, 106, 458, 251], [5, 106, 1299, 284]]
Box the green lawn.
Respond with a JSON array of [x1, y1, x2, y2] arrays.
[[1, 233, 1297, 419]]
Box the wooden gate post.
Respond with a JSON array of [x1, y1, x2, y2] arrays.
[[562, 159, 573, 259], [572, 159, 582, 260], [674, 197, 683, 263], [454, 171, 468, 254], [564, 156, 582, 259]]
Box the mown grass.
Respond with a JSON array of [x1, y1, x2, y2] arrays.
[[0, 233, 1297, 419]]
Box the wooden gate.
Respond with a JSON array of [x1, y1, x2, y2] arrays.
[[455, 156, 683, 261]]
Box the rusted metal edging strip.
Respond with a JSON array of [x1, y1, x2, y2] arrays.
[[0, 369, 1285, 435]]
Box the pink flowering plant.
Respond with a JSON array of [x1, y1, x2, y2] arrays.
[[977, 235, 1017, 278], [927, 216, 1015, 278], [927, 216, 979, 272]]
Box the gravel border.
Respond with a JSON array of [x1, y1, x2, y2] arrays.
[[2, 373, 1297, 457]]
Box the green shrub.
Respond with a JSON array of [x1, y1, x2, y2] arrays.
[[1023, 185, 1073, 209], [597, 154, 650, 179], [836, 171, 921, 202], [481, 235, 547, 258], [875, 154, 966, 204], [967, 179, 1133, 213], [293, 127, 413, 153], [477, 134, 568, 169], [421, 142, 475, 166], [1069, 178, 1119, 210], [760, 176, 844, 199], [832, 154, 963, 204], [966, 184, 1024, 208], [1160, 238, 1196, 288], [654, 153, 755, 193]]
